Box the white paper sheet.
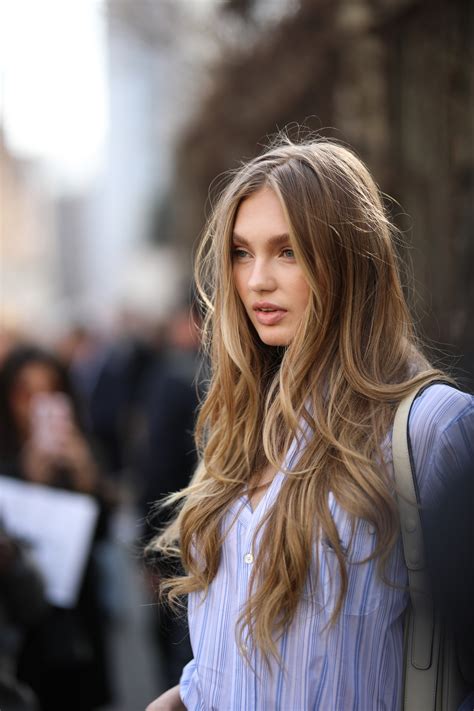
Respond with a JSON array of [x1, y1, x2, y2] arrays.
[[0, 474, 99, 608]]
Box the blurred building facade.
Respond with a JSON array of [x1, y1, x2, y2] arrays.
[[0, 129, 59, 335], [337, 0, 474, 380], [0, 0, 472, 379], [169, 0, 474, 383], [54, 1, 208, 329]]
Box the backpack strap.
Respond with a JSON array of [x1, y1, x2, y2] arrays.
[[392, 385, 437, 709]]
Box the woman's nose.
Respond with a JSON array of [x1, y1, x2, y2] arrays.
[[247, 258, 276, 292]]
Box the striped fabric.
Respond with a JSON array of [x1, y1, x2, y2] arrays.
[[180, 384, 474, 710]]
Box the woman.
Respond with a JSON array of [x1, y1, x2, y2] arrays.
[[0, 345, 112, 711], [146, 137, 474, 710], [0, 345, 97, 491]]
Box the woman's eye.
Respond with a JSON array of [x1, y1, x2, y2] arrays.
[[232, 248, 249, 259], [282, 248, 295, 258]]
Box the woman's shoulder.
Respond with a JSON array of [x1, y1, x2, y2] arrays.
[[409, 382, 474, 435], [408, 382, 474, 501]]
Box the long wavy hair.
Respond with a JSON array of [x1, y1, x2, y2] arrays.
[[151, 136, 446, 664]]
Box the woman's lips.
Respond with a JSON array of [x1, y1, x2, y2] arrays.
[[254, 309, 287, 325]]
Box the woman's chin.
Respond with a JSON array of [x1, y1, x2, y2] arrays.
[[257, 328, 292, 347]]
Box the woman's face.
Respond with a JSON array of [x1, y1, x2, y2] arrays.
[[9, 362, 60, 436], [232, 186, 311, 347]]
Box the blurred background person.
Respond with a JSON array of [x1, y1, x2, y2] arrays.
[[0, 523, 46, 711], [0, 345, 113, 711], [88, 319, 162, 482], [139, 301, 202, 689]]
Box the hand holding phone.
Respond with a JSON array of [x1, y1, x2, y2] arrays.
[[26, 392, 97, 492], [29, 392, 74, 455]]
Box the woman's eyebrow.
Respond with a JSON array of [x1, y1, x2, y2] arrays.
[[231, 233, 291, 247]]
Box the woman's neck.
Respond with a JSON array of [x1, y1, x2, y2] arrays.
[[247, 462, 279, 511]]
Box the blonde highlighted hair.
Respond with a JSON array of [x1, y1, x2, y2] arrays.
[[150, 135, 446, 665]]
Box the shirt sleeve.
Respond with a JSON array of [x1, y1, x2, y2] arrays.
[[179, 657, 197, 707]]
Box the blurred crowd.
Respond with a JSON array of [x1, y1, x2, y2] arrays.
[[0, 303, 201, 711]]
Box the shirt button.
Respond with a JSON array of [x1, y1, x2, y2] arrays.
[[244, 553, 254, 564]]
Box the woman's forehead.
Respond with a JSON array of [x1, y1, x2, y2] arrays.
[[15, 362, 59, 392], [233, 186, 289, 240]]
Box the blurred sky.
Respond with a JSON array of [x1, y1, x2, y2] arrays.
[[0, 0, 222, 335], [0, 0, 108, 193]]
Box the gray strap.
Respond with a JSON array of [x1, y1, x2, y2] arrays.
[[392, 388, 436, 696]]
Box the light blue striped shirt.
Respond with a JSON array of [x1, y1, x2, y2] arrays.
[[179, 384, 474, 710]]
